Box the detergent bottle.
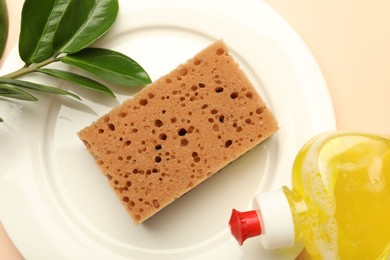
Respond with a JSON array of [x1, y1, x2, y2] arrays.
[[229, 132, 390, 259]]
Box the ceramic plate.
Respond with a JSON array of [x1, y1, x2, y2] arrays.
[[0, 0, 335, 259]]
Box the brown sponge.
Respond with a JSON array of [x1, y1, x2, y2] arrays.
[[78, 40, 278, 224]]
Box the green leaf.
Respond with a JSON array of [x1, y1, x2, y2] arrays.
[[0, 78, 80, 100], [0, 0, 9, 60], [53, 0, 118, 54], [60, 48, 152, 86], [36, 68, 115, 97], [0, 85, 38, 101], [19, 0, 70, 64]]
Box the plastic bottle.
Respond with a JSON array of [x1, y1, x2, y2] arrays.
[[229, 131, 390, 259]]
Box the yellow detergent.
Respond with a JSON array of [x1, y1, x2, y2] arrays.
[[229, 132, 390, 259]]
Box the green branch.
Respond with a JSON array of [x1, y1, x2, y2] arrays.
[[1, 56, 58, 79], [0, 0, 151, 123]]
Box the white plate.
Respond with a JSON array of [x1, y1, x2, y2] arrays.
[[0, 0, 336, 259]]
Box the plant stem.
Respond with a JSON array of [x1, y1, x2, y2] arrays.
[[1, 56, 58, 79]]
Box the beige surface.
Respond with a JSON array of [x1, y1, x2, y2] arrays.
[[267, 0, 390, 135], [1, 0, 390, 259]]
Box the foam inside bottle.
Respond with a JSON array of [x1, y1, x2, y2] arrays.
[[296, 133, 339, 258], [294, 132, 390, 259]]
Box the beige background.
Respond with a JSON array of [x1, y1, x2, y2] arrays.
[[1, 0, 390, 259]]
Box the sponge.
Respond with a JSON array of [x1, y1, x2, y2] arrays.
[[78, 40, 278, 224]]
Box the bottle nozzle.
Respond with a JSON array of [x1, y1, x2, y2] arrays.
[[229, 209, 262, 245]]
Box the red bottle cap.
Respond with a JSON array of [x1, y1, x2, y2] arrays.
[[229, 209, 262, 245]]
